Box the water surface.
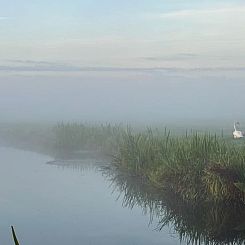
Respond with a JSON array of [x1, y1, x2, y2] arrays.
[[0, 147, 181, 245]]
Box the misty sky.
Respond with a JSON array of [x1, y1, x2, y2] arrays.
[[0, 0, 245, 123]]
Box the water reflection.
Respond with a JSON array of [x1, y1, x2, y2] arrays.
[[47, 154, 245, 245], [102, 165, 245, 245], [46, 150, 109, 172]]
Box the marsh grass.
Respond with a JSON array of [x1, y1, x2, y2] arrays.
[[2, 122, 245, 203], [53, 122, 122, 156], [53, 123, 245, 202], [114, 128, 245, 202]]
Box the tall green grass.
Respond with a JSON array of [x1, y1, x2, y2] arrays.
[[114, 128, 245, 202], [2, 122, 245, 203], [53, 123, 245, 202]]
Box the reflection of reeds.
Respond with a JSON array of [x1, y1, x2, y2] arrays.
[[103, 165, 245, 245]]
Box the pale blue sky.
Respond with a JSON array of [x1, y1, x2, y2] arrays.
[[1, 0, 245, 69], [0, 1, 245, 123]]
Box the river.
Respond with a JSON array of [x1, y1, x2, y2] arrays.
[[0, 147, 182, 245]]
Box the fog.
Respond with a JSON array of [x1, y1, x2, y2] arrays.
[[1, 69, 244, 125]]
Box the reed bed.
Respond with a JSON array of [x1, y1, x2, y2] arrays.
[[2, 122, 245, 203], [53, 123, 245, 202], [114, 128, 245, 203], [53, 122, 122, 155]]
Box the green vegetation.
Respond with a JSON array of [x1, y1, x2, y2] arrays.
[[53, 122, 122, 156], [1, 122, 245, 203], [114, 128, 245, 203], [2, 122, 245, 244], [53, 123, 245, 203]]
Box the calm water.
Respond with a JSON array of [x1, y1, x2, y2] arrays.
[[0, 147, 181, 245]]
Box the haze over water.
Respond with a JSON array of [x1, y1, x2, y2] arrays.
[[1, 0, 245, 124], [1, 73, 245, 124]]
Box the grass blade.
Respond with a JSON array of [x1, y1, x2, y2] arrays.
[[11, 226, 20, 245]]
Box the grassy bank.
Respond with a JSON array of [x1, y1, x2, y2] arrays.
[[114, 128, 245, 203], [49, 123, 245, 203], [1, 122, 245, 203]]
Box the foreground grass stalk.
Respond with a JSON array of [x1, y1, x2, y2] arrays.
[[11, 226, 20, 245]]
